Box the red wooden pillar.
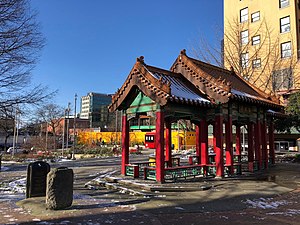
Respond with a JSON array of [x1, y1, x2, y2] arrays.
[[200, 119, 208, 165], [121, 112, 129, 175], [236, 125, 241, 162], [269, 119, 275, 165], [254, 120, 262, 170], [215, 112, 224, 178], [155, 109, 165, 183], [225, 116, 233, 175], [196, 123, 200, 159], [165, 120, 172, 167], [248, 122, 254, 172], [261, 120, 268, 169], [195, 122, 201, 165]]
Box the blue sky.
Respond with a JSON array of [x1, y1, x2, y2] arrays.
[[30, 0, 223, 111]]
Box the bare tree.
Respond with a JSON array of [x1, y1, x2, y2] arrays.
[[0, 107, 15, 151], [190, 18, 297, 94], [0, 0, 54, 110], [36, 103, 64, 150]]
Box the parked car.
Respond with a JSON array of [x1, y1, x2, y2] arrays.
[[6, 147, 28, 154]]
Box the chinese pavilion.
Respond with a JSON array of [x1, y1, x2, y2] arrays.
[[109, 50, 282, 183]]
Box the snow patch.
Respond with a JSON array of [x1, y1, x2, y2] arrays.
[[0, 166, 9, 171], [0, 177, 26, 195], [266, 209, 300, 217], [245, 197, 291, 209], [36, 222, 53, 225]]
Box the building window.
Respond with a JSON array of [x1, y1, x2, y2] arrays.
[[241, 52, 249, 68], [251, 11, 260, 22], [272, 68, 293, 91], [280, 16, 290, 33], [240, 7, 248, 23], [252, 59, 261, 68], [281, 41, 292, 58], [252, 35, 260, 45], [279, 0, 289, 8], [241, 30, 248, 45]]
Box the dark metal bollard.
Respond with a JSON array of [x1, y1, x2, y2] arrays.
[[46, 167, 74, 210], [26, 161, 50, 198]]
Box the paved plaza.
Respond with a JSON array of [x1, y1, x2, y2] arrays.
[[0, 159, 300, 225]]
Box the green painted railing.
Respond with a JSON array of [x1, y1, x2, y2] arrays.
[[164, 165, 203, 181], [132, 161, 154, 177], [125, 164, 139, 178], [224, 163, 242, 176], [233, 155, 241, 163], [206, 165, 216, 176], [253, 160, 259, 171], [125, 165, 135, 176], [144, 167, 156, 180]]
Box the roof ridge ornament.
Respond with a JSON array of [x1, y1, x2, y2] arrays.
[[137, 56, 145, 64], [180, 49, 187, 55]]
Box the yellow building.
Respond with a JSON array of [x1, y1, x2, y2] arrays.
[[224, 0, 300, 95], [77, 131, 198, 150]]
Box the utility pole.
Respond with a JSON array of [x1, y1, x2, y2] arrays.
[[66, 102, 71, 150], [73, 94, 77, 158], [62, 109, 67, 157]]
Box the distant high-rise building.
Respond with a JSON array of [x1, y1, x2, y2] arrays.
[[224, 0, 300, 95], [80, 92, 112, 129]]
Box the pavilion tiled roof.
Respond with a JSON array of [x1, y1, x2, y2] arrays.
[[108, 56, 212, 112], [109, 51, 282, 112], [171, 50, 281, 108], [146, 65, 211, 106]]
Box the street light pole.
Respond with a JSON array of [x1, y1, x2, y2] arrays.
[[73, 94, 77, 150], [73, 94, 77, 159]]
